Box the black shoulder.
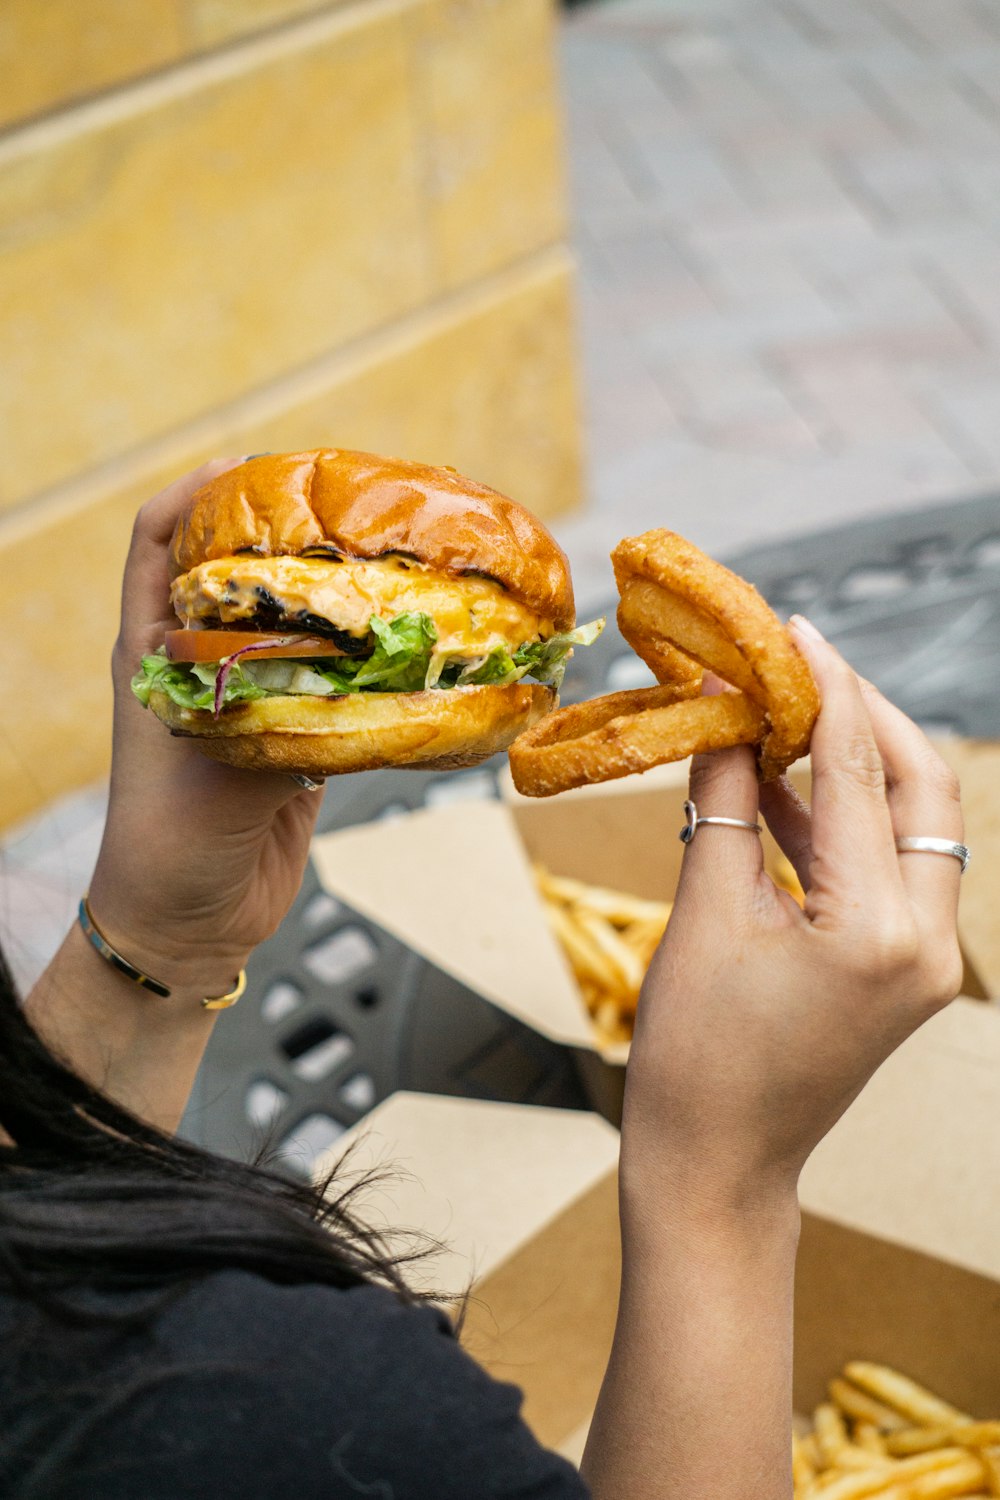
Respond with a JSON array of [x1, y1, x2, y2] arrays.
[[85, 1271, 590, 1500]]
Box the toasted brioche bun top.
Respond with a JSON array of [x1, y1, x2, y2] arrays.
[[170, 449, 576, 631]]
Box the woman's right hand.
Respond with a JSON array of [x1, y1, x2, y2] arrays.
[[622, 616, 965, 1216]]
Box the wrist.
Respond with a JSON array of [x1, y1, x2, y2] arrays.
[[81, 880, 251, 1004], [619, 1143, 801, 1252], [26, 922, 230, 1133]]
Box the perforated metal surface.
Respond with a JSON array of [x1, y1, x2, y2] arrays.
[[182, 496, 1000, 1169], [183, 770, 592, 1171], [729, 496, 1000, 739]]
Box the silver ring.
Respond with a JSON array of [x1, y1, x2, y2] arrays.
[[895, 836, 970, 874], [290, 774, 324, 791], [679, 799, 762, 845]]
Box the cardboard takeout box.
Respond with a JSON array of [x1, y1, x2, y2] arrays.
[[319, 998, 1000, 1463], [795, 996, 1000, 1412], [311, 743, 999, 1120]]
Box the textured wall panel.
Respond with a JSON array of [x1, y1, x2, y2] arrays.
[[0, 1, 357, 129], [0, 0, 185, 128], [185, 0, 344, 49], [0, 5, 428, 511], [408, 0, 566, 288], [0, 0, 567, 513]]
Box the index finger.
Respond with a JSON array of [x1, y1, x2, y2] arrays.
[[788, 617, 903, 916]]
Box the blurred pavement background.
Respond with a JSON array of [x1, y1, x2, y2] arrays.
[[4, 0, 1000, 989], [559, 0, 1000, 603]]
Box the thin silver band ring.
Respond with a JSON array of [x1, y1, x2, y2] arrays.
[[289, 774, 325, 792], [895, 836, 970, 874], [680, 798, 762, 845]]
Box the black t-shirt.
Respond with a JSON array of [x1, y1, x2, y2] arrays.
[[0, 1270, 590, 1499]]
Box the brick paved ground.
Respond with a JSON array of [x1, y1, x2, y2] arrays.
[[556, 0, 1000, 602], [5, 0, 1000, 985]]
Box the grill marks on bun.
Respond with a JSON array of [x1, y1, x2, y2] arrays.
[[170, 450, 575, 631]]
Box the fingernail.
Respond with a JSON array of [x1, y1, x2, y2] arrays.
[[789, 614, 824, 643]]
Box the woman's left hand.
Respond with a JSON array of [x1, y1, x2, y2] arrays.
[[87, 459, 325, 998]]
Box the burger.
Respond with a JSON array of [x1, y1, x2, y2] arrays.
[[132, 449, 602, 776]]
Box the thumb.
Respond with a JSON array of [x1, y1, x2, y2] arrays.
[[673, 744, 764, 915]]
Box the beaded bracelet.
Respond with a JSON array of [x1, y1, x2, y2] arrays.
[[78, 896, 246, 1010]]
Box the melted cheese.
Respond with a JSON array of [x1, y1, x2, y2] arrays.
[[171, 554, 550, 655]]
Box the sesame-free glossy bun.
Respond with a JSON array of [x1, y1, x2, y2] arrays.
[[170, 450, 576, 631], [146, 682, 556, 776]]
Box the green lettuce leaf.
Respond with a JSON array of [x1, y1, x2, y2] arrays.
[[457, 645, 524, 686], [131, 652, 267, 711], [131, 612, 605, 712], [456, 619, 606, 690], [510, 617, 605, 690], [351, 612, 438, 691]]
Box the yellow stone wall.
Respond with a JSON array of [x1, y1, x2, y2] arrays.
[[0, 1, 350, 129], [0, 0, 583, 830]]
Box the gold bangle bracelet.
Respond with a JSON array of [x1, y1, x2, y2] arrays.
[[79, 896, 247, 1010], [201, 970, 247, 1011]]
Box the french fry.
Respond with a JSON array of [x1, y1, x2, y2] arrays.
[[795, 1432, 819, 1489], [834, 1448, 894, 1473], [877, 1449, 975, 1480], [831, 1378, 909, 1433], [888, 1427, 1000, 1457], [533, 867, 671, 925], [544, 902, 622, 994], [876, 1455, 988, 1498], [979, 1444, 1000, 1495], [816, 1404, 852, 1464], [801, 1365, 999, 1500], [535, 866, 674, 1041], [803, 1448, 981, 1500], [887, 1430, 957, 1459], [844, 1364, 972, 1430], [801, 1436, 823, 1469], [573, 908, 646, 998], [954, 1428, 1000, 1451]]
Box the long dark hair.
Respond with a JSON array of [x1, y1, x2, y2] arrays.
[[0, 941, 430, 1319]]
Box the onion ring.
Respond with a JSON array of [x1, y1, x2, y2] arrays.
[[508, 683, 763, 797], [508, 529, 819, 797]]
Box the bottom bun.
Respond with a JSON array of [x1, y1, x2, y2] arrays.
[[147, 682, 557, 776]]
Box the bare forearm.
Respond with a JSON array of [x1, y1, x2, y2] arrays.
[[582, 1170, 799, 1500], [24, 921, 237, 1134]]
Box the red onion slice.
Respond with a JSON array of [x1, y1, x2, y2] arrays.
[[213, 639, 296, 717]]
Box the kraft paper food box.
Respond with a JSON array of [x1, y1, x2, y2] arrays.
[[317, 1000, 1000, 1462]]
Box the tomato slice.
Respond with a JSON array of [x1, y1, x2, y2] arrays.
[[165, 629, 351, 663]]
